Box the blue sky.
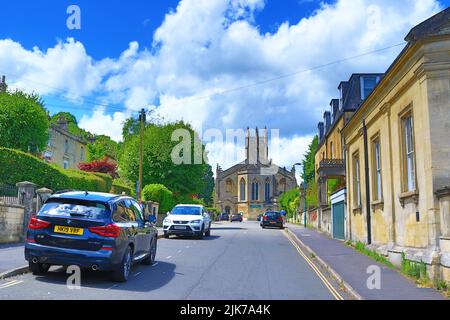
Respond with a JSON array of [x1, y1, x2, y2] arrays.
[[0, 0, 448, 170], [0, 0, 334, 59]]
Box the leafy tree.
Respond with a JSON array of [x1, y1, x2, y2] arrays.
[[78, 156, 118, 178], [301, 135, 318, 186], [0, 90, 50, 153], [279, 188, 300, 219], [299, 136, 319, 209], [120, 120, 214, 202], [142, 184, 174, 213], [87, 135, 120, 162]]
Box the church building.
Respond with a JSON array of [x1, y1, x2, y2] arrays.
[[215, 127, 297, 220]]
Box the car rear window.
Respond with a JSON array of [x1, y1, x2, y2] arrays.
[[38, 199, 109, 220], [265, 212, 281, 218]]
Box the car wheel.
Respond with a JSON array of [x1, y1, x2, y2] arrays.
[[29, 261, 50, 275], [111, 246, 132, 283], [197, 225, 204, 239], [164, 232, 169, 239], [205, 224, 211, 237], [142, 237, 157, 266]]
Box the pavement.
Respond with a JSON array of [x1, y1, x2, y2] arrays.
[[286, 223, 446, 300], [0, 221, 337, 300]]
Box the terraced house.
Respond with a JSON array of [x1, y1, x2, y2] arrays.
[[342, 8, 450, 282], [314, 73, 383, 238]]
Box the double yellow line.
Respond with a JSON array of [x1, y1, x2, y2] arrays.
[[283, 230, 344, 300], [0, 279, 23, 289]]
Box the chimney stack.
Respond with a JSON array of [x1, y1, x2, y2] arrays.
[[57, 115, 68, 131], [318, 122, 324, 141]]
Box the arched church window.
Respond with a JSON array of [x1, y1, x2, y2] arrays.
[[251, 180, 259, 201], [265, 179, 270, 202], [240, 178, 246, 201]]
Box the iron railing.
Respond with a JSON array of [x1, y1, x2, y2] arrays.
[[0, 184, 20, 205]]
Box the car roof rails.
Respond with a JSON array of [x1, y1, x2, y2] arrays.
[[53, 189, 79, 195]]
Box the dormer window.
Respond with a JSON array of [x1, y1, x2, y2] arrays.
[[360, 76, 380, 100]]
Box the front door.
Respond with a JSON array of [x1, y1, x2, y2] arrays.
[[332, 201, 345, 240]]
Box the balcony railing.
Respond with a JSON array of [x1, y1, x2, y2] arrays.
[[317, 159, 345, 178]]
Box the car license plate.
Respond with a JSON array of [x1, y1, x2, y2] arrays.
[[174, 226, 186, 230], [270, 221, 276, 224], [54, 225, 84, 235]]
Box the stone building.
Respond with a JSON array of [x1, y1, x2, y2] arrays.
[[342, 8, 450, 282], [314, 73, 383, 238], [215, 127, 297, 220], [43, 117, 87, 170]]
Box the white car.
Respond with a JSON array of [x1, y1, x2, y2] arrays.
[[163, 204, 212, 239]]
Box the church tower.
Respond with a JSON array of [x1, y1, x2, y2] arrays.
[[245, 127, 268, 164]]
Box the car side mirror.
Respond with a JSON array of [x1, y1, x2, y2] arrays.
[[147, 215, 157, 224]]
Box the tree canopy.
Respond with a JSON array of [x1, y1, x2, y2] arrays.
[[0, 90, 50, 153], [120, 120, 214, 203]]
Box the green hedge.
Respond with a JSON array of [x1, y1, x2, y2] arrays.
[[0, 147, 109, 192], [111, 180, 133, 195]]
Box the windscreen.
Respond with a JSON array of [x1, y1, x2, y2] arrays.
[[171, 206, 202, 215]]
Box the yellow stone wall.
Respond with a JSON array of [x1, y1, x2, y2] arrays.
[[344, 37, 450, 251]]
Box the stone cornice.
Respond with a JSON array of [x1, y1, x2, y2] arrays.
[[435, 186, 450, 199]]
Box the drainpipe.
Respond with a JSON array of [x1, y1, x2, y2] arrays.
[[362, 120, 372, 245]]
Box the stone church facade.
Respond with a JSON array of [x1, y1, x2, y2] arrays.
[[215, 128, 297, 220]]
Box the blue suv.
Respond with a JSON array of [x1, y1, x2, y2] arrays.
[[25, 191, 158, 282]]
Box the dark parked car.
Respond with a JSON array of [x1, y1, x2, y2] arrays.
[[25, 191, 158, 282], [260, 211, 284, 229], [230, 213, 243, 222], [220, 213, 230, 221]]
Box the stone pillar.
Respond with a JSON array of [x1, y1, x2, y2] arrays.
[[16, 181, 36, 239], [36, 188, 53, 212]]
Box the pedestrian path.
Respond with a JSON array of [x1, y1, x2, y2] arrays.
[[286, 224, 446, 300]]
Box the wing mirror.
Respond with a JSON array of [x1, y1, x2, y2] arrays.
[[147, 215, 157, 224]]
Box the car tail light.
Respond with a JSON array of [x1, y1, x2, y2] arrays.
[[89, 224, 121, 238], [28, 217, 50, 230], [263, 216, 268, 221], [278, 216, 283, 222]]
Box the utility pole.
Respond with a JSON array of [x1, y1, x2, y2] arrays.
[[138, 108, 146, 202], [294, 162, 307, 227]]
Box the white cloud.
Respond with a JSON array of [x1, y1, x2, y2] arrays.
[[0, 0, 444, 170]]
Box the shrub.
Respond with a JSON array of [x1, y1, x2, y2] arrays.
[[142, 184, 174, 213], [111, 180, 133, 196], [0, 147, 110, 193]]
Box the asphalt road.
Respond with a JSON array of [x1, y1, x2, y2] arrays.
[[0, 221, 336, 300]]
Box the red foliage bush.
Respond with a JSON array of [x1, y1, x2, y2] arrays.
[[78, 157, 118, 178]]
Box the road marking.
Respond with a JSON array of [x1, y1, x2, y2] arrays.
[[185, 246, 190, 249], [177, 250, 182, 253], [283, 231, 344, 300], [134, 272, 142, 277], [0, 280, 23, 289], [105, 284, 119, 290], [152, 262, 159, 267], [166, 256, 172, 259]]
